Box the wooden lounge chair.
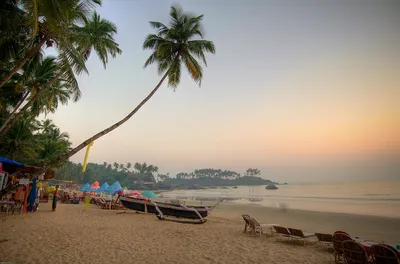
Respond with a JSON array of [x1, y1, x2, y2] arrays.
[[333, 232, 353, 264], [370, 244, 400, 264], [242, 214, 253, 233], [242, 215, 276, 237], [342, 240, 372, 264], [288, 228, 316, 245], [273, 225, 292, 242]]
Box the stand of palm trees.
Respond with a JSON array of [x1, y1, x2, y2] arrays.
[[1, 2, 215, 171]]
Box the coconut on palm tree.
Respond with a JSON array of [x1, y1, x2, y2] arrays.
[[50, 5, 215, 167]]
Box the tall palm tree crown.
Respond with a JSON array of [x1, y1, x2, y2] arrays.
[[143, 5, 215, 88], [70, 11, 121, 68], [45, 5, 215, 169]]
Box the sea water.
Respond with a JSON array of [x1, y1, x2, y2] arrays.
[[161, 179, 400, 218]]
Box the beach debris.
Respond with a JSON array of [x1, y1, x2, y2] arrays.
[[0, 239, 9, 243]]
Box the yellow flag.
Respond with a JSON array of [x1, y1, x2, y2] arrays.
[[82, 141, 94, 172]]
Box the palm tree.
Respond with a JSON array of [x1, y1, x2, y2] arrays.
[[39, 119, 56, 134], [133, 162, 159, 182], [0, 115, 41, 161], [70, 11, 121, 68], [126, 162, 132, 171], [0, 0, 30, 69], [0, 0, 102, 88], [35, 124, 71, 166], [51, 5, 215, 167], [0, 56, 80, 140], [0, 12, 121, 138]]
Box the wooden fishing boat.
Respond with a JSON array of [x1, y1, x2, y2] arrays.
[[119, 196, 221, 223]]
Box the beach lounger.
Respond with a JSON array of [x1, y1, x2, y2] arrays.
[[273, 226, 292, 242], [333, 231, 353, 264], [242, 214, 253, 233], [288, 228, 316, 245], [242, 215, 276, 237], [370, 244, 400, 264], [315, 232, 333, 247], [342, 240, 372, 264]]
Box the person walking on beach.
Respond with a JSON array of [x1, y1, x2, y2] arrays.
[[52, 185, 59, 211]]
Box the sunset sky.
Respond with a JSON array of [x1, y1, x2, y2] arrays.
[[45, 0, 400, 182]]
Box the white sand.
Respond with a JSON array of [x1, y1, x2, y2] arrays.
[[3, 201, 397, 263]]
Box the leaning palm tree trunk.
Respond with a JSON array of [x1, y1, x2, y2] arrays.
[[49, 70, 170, 167], [0, 91, 29, 133], [0, 38, 47, 88]]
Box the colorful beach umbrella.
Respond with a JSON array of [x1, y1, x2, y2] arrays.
[[80, 183, 90, 192], [91, 181, 100, 189], [96, 182, 109, 193], [104, 182, 123, 194], [141, 190, 157, 199]]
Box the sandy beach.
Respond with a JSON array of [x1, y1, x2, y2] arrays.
[[1, 202, 399, 264]]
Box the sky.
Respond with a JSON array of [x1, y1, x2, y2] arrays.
[[45, 0, 400, 182]]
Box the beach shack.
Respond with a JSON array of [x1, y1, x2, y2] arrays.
[[0, 156, 55, 218]]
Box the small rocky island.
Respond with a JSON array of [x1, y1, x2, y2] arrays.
[[265, 184, 278, 190]]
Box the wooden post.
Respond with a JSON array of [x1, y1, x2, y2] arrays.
[[23, 185, 31, 215], [144, 204, 148, 214]]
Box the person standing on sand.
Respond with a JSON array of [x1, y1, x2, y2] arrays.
[[52, 185, 59, 211]]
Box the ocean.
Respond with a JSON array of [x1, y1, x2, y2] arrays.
[[160, 179, 400, 218]]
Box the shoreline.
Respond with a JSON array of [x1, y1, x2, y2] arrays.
[[226, 199, 400, 219], [212, 202, 400, 243]]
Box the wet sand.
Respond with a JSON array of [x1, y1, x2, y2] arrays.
[[0, 201, 399, 264]]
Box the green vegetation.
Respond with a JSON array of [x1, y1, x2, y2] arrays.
[[56, 163, 271, 189], [0, 0, 120, 166], [0, 2, 215, 173]]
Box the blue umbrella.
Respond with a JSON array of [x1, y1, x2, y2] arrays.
[[96, 182, 109, 193], [104, 185, 115, 194], [0, 156, 24, 167], [80, 183, 90, 192], [104, 182, 123, 194]]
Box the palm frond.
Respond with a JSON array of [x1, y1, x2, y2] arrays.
[[167, 58, 181, 88], [183, 53, 203, 85], [149, 21, 169, 36]]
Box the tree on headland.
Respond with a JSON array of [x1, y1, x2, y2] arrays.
[[54, 162, 272, 188], [245, 168, 261, 177], [49, 5, 215, 169], [132, 162, 159, 182]]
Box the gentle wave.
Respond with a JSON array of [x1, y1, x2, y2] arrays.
[[162, 192, 400, 202]]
